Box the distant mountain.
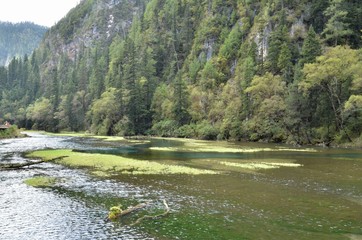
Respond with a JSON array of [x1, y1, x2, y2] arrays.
[[0, 22, 47, 65]]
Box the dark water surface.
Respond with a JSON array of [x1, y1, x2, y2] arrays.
[[1, 133, 362, 239]]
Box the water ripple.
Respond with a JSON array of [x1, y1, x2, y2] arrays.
[[0, 133, 154, 240]]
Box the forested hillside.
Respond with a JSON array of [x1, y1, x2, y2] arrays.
[[0, 22, 47, 65], [0, 0, 362, 146]]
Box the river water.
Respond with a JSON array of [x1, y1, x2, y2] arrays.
[[0, 133, 362, 239]]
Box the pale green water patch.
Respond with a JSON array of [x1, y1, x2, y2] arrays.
[[164, 158, 304, 174]]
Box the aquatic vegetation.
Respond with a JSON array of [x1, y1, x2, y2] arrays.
[[108, 205, 123, 220], [91, 170, 111, 178], [44, 131, 87, 137], [91, 136, 126, 141], [149, 138, 317, 153], [24, 176, 57, 187], [6, 132, 362, 239], [150, 146, 316, 153], [107, 200, 170, 226], [263, 162, 303, 167], [45, 131, 154, 144], [220, 161, 303, 170], [220, 162, 278, 169], [27, 149, 218, 175], [45, 131, 126, 141], [149, 146, 266, 153], [126, 139, 151, 144]]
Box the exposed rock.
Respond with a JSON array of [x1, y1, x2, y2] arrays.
[[254, 23, 271, 61]]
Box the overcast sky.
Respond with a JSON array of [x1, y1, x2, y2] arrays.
[[0, 0, 80, 27]]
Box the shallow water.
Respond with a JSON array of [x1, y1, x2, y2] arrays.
[[0, 133, 154, 240], [1, 133, 362, 239]]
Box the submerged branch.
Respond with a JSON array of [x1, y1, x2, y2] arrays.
[[120, 202, 150, 217], [108, 201, 151, 221], [130, 199, 170, 226], [0, 156, 68, 170], [107, 200, 171, 225]]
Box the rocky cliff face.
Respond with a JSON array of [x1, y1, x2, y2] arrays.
[[40, 0, 144, 67]]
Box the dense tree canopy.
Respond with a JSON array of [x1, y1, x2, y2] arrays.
[[0, 0, 362, 146]]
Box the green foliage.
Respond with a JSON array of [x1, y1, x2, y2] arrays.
[[300, 26, 322, 65], [87, 88, 121, 136], [309, 0, 329, 33], [172, 77, 191, 126], [51, 0, 94, 43], [108, 205, 123, 220], [175, 124, 197, 138], [26, 97, 54, 131], [343, 95, 362, 137], [277, 42, 293, 82], [194, 120, 219, 140], [245, 73, 287, 141], [219, 25, 243, 60], [267, 26, 290, 74], [151, 83, 173, 123], [152, 120, 179, 137], [299, 46, 362, 141], [322, 0, 353, 46], [0, 125, 22, 139], [0, 0, 362, 145]]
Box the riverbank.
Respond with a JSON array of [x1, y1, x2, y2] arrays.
[[0, 125, 26, 139], [41, 130, 362, 150]]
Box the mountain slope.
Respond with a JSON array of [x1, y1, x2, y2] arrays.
[[0, 22, 47, 66], [1, 0, 362, 145]]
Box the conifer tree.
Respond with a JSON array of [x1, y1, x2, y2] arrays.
[[300, 26, 322, 65], [267, 26, 289, 74], [322, 0, 353, 46], [277, 42, 293, 83], [172, 75, 190, 126]]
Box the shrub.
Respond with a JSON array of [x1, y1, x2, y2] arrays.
[[176, 124, 197, 138], [152, 120, 179, 137], [195, 121, 219, 140]]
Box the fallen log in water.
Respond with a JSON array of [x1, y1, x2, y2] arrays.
[[108, 199, 170, 225], [108, 202, 151, 220], [0, 156, 68, 170]]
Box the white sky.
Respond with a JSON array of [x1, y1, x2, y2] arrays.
[[0, 0, 80, 27]]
